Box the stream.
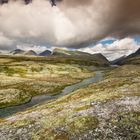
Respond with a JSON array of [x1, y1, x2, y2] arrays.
[[0, 71, 103, 118]]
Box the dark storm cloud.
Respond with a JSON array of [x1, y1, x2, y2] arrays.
[[0, 0, 140, 50], [107, 0, 140, 38]]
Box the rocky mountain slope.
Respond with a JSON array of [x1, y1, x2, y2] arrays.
[[111, 55, 126, 65], [113, 48, 140, 65], [39, 50, 52, 56]]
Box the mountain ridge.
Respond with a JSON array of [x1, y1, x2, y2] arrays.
[[24, 50, 37, 56], [39, 50, 52, 56], [112, 48, 140, 65]]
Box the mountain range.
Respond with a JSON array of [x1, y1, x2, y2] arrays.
[[51, 48, 110, 66], [3, 47, 140, 65], [10, 49, 37, 56], [5, 48, 110, 66], [39, 50, 52, 56]]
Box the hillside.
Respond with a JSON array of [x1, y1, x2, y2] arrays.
[[111, 55, 126, 65], [7, 48, 110, 66], [10, 49, 25, 55], [113, 48, 140, 65], [128, 48, 140, 58], [24, 50, 37, 56], [39, 50, 52, 56], [91, 53, 110, 65], [52, 48, 110, 66], [0, 55, 95, 109], [0, 65, 139, 139], [52, 48, 91, 57]]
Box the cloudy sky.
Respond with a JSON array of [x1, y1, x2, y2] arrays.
[[79, 37, 140, 60], [0, 0, 140, 60]]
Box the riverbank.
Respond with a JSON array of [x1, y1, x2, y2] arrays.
[[0, 65, 139, 140], [0, 71, 103, 118], [0, 57, 95, 108]]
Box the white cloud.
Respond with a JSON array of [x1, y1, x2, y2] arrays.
[[79, 38, 140, 60], [0, 33, 15, 50], [0, 0, 140, 53], [0, 0, 120, 50], [0, 33, 14, 45]]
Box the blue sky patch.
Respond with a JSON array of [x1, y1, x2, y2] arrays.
[[98, 38, 116, 45]]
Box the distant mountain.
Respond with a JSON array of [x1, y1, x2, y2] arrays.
[[8, 48, 110, 66], [39, 50, 52, 56], [10, 49, 25, 55], [136, 48, 140, 54], [24, 50, 37, 56], [91, 53, 110, 66], [92, 53, 109, 61], [111, 55, 126, 65], [52, 48, 110, 66], [114, 48, 140, 65], [52, 48, 72, 56], [52, 48, 92, 57], [127, 48, 140, 58]]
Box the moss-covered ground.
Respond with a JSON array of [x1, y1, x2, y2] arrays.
[[0, 56, 94, 108], [0, 56, 140, 140], [0, 64, 139, 139]]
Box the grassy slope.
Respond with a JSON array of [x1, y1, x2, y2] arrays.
[[0, 53, 110, 66], [0, 65, 139, 139], [0, 56, 95, 108], [121, 56, 140, 65]]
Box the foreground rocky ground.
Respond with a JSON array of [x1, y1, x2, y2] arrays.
[[0, 65, 139, 140]]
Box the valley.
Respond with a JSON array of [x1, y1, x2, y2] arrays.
[[0, 55, 95, 109], [1, 1, 140, 139], [0, 48, 140, 140]]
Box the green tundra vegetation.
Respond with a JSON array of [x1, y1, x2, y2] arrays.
[[0, 63, 139, 140], [0, 55, 95, 108]]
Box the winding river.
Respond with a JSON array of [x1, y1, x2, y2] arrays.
[[0, 71, 103, 118]]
